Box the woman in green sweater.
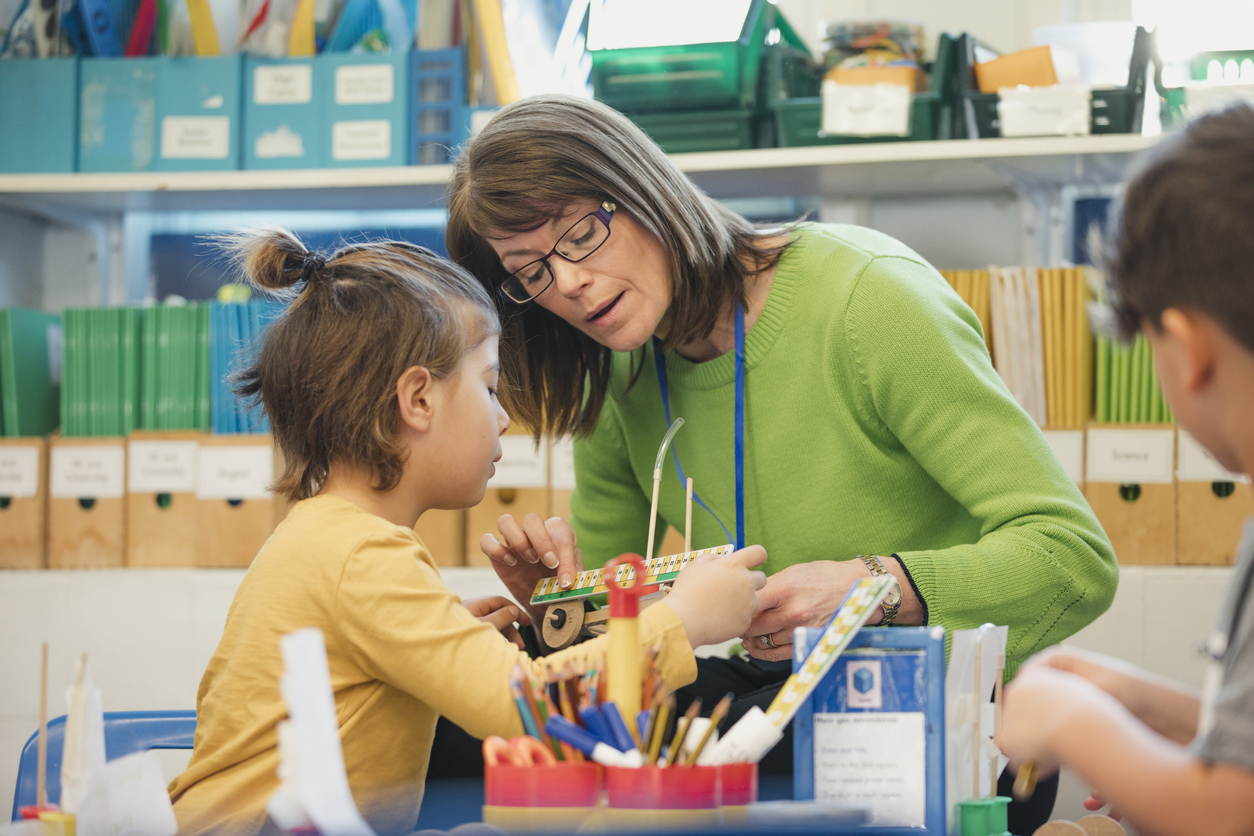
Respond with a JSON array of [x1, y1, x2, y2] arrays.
[[446, 95, 1116, 829]]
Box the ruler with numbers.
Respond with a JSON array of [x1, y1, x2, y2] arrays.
[[763, 575, 894, 728], [529, 544, 735, 606]]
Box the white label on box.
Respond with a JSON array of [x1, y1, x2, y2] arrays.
[[335, 64, 394, 104], [1184, 83, 1254, 119], [254, 64, 314, 104], [197, 445, 274, 499], [997, 86, 1091, 137], [1042, 429, 1085, 484], [51, 446, 125, 499], [821, 81, 912, 136], [550, 436, 576, 490], [331, 120, 391, 160], [487, 436, 549, 489], [161, 116, 231, 159], [0, 446, 39, 498], [1178, 430, 1250, 483], [814, 712, 926, 827], [1086, 428, 1175, 484], [845, 660, 882, 709], [128, 440, 198, 494]]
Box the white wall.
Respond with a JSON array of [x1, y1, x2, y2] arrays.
[[0, 210, 47, 311]]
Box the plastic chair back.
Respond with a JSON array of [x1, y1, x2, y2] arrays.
[[11, 711, 196, 821]]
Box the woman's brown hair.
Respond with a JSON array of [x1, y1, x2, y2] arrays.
[[224, 228, 498, 502], [445, 94, 787, 440]]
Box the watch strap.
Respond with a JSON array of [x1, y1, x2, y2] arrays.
[[857, 554, 901, 626]]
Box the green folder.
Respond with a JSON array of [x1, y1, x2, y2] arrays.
[[195, 304, 211, 430], [0, 308, 61, 437]]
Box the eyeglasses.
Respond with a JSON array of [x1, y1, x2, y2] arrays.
[[499, 201, 616, 304]]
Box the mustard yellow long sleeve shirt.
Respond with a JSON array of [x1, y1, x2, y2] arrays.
[[168, 495, 697, 836]]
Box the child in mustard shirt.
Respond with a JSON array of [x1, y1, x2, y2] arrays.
[[167, 230, 768, 836], [997, 104, 1254, 834]]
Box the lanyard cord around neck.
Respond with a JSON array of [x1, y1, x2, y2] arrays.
[[651, 304, 746, 549]]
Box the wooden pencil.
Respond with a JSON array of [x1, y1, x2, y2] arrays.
[[37, 642, 47, 810], [685, 693, 733, 766], [666, 699, 702, 767]]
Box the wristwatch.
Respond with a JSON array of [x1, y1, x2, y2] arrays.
[[857, 555, 902, 626]]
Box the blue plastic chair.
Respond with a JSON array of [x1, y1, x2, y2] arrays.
[[11, 711, 196, 821]]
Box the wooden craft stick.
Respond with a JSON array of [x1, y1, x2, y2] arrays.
[[647, 695, 672, 764], [645, 475, 661, 563], [973, 636, 982, 800], [684, 477, 693, 555], [37, 642, 47, 810], [666, 699, 701, 767]]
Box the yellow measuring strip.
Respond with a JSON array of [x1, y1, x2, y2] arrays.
[[763, 576, 894, 728], [529, 545, 734, 605]]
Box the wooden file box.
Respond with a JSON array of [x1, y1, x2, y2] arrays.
[[125, 431, 200, 568], [466, 430, 549, 567], [48, 436, 127, 569], [1083, 425, 1176, 565], [1177, 429, 1254, 566], [416, 510, 466, 567], [0, 437, 49, 569], [196, 434, 279, 569]]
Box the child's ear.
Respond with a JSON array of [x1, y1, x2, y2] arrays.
[[396, 365, 436, 432], [1159, 308, 1216, 393]]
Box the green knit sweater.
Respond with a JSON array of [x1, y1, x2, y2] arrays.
[[569, 223, 1117, 674]]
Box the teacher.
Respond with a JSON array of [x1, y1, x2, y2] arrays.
[[446, 94, 1116, 826]]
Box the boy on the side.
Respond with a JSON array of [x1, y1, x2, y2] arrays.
[[997, 103, 1254, 835]]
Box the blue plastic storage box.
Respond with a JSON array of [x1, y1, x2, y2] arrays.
[[242, 57, 321, 170], [409, 47, 467, 165], [0, 58, 78, 173], [321, 51, 408, 168]]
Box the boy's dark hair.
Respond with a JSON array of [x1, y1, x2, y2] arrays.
[[223, 228, 499, 502], [1109, 103, 1254, 351]]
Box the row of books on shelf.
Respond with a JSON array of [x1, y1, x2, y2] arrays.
[[0, 301, 280, 441], [0, 422, 1248, 571]]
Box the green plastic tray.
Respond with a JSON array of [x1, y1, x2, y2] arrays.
[[774, 92, 939, 146], [630, 108, 771, 153]]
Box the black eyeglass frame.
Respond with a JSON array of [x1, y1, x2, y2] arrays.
[[499, 201, 617, 304]]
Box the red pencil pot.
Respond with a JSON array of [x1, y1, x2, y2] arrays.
[[602, 764, 720, 831], [482, 762, 600, 833], [718, 762, 758, 806]]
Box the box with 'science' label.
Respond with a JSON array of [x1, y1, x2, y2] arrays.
[[322, 52, 408, 168], [1083, 426, 1176, 566]]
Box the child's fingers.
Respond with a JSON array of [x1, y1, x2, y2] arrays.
[[728, 545, 768, 569], [501, 625, 525, 649], [479, 533, 517, 567], [497, 514, 542, 564], [477, 603, 522, 632]]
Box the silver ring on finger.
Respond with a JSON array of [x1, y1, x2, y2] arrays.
[[757, 633, 778, 650]]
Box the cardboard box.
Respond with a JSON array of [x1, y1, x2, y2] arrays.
[[827, 65, 920, 91], [1176, 429, 1254, 566], [974, 45, 1058, 93], [322, 52, 409, 168], [124, 431, 200, 568], [466, 430, 549, 566], [416, 510, 465, 567], [47, 436, 126, 569], [196, 434, 278, 569], [243, 57, 322, 170], [0, 437, 49, 569], [1083, 426, 1176, 565], [0, 58, 77, 173]]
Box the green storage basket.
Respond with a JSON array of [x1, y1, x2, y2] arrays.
[[590, 0, 807, 113], [774, 93, 939, 146], [630, 108, 769, 154]]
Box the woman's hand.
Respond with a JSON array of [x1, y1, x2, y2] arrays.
[[480, 513, 583, 623], [665, 545, 769, 649], [464, 595, 531, 650]]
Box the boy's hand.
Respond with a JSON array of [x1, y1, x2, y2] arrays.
[[1083, 791, 1123, 822], [1021, 646, 1140, 705], [480, 514, 583, 622], [665, 546, 768, 649], [465, 595, 531, 650]]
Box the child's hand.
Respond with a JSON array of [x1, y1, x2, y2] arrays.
[[997, 665, 1117, 773], [480, 514, 583, 619], [1083, 791, 1123, 822], [664, 545, 768, 649], [465, 595, 531, 650], [1020, 646, 1141, 704]]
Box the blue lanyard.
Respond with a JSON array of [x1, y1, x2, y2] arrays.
[[651, 304, 746, 549]]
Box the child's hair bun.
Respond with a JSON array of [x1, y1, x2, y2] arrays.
[[222, 226, 328, 292]]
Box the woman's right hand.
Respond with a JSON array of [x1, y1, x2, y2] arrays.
[[665, 545, 769, 649], [480, 513, 583, 622]]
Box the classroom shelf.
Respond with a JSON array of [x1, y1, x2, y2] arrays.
[[0, 133, 1158, 216]]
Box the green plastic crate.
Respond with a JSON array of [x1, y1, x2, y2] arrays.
[[590, 0, 807, 113], [774, 92, 939, 146], [630, 108, 770, 154]]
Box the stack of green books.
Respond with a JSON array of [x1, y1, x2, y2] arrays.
[[1095, 334, 1174, 424], [0, 308, 62, 437], [140, 303, 211, 431], [60, 307, 141, 437]]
